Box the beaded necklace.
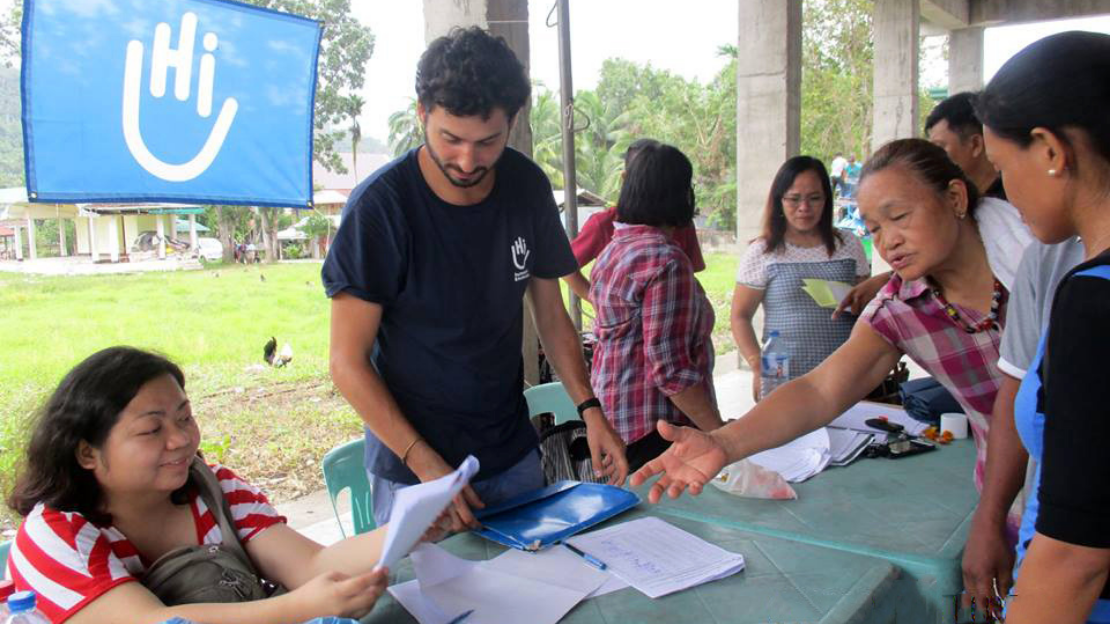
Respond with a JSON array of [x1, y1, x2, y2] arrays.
[[930, 278, 1005, 334]]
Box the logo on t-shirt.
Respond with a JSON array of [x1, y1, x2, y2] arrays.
[[511, 236, 530, 282]]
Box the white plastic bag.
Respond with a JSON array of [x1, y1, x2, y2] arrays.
[[710, 459, 797, 500]]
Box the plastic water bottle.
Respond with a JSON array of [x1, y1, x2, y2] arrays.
[[759, 330, 791, 400], [5, 591, 49, 624]]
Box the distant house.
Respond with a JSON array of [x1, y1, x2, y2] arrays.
[[312, 152, 393, 195]]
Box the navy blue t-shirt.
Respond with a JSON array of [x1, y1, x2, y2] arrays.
[[322, 147, 577, 484]]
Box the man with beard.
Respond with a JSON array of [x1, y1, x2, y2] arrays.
[[323, 27, 628, 532]]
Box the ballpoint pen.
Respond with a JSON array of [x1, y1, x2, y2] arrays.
[[446, 608, 474, 624], [564, 542, 608, 571]]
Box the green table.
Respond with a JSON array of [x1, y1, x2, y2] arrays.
[[642, 439, 979, 623], [362, 509, 913, 624]]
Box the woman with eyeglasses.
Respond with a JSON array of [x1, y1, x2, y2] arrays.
[[731, 156, 871, 401]]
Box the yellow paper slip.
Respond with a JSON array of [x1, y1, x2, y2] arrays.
[[802, 279, 854, 309]]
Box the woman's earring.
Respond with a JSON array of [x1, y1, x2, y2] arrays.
[[957, 211, 967, 220], [1048, 169, 1059, 177]]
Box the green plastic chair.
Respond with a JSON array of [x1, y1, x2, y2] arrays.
[[322, 439, 375, 538], [0, 540, 10, 579], [523, 382, 579, 425]]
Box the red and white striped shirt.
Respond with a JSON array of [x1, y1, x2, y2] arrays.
[[6, 465, 286, 623]]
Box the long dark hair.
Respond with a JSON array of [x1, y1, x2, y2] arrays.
[[976, 31, 1110, 178], [8, 347, 187, 524], [615, 142, 696, 227], [761, 156, 841, 256], [860, 138, 981, 216]]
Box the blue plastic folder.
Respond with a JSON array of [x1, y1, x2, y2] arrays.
[[473, 481, 640, 551]]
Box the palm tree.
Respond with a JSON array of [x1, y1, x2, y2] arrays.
[[530, 88, 564, 187], [346, 94, 365, 180], [388, 98, 423, 157]]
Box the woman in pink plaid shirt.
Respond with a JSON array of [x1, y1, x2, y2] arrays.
[[589, 143, 725, 472], [633, 139, 1016, 518]]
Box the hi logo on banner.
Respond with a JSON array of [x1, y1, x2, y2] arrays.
[[123, 12, 238, 182]]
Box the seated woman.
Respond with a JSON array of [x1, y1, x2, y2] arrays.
[[6, 347, 388, 624], [977, 31, 1110, 624], [632, 140, 1020, 531], [731, 156, 871, 400], [589, 142, 724, 472]]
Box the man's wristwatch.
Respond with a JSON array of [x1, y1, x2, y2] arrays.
[[576, 397, 602, 417]]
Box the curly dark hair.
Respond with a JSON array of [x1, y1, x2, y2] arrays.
[[416, 26, 531, 120], [8, 347, 188, 525]]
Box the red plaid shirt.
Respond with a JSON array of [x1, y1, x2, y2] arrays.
[[589, 225, 715, 443], [861, 273, 1026, 533]]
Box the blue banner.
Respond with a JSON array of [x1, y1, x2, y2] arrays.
[[22, 0, 322, 207]]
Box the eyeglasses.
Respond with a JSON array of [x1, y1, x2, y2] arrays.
[[782, 194, 825, 207]]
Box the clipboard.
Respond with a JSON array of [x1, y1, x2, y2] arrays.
[[472, 481, 640, 551]]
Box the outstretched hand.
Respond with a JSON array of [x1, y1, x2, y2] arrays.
[[630, 420, 730, 503]]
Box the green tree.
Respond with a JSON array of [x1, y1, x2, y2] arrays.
[[387, 98, 422, 157], [345, 94, 365, 180], [530, 88, 564, 187]]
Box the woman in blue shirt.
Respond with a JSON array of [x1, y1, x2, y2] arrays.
[[978, 31, 1110, 623]]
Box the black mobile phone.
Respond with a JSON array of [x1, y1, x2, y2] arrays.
[[887, 437, 937, 459]]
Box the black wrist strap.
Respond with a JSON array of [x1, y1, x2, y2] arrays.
[[576, 397, 602, 417]]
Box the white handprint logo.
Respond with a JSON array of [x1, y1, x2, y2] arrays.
[[511, 236, 531, 282], [122, 12, 238, 182], [511, 236, 530, 270]]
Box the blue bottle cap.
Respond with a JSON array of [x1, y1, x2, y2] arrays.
[[769, 330, 780, 338], [7, 590, 36, 612]]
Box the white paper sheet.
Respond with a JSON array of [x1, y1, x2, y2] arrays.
[[828, 401, 928, 438], [486, 546, 613, 594], [747, 427, 831, 482], [566, 517, 745, 599], [826, 427, 875, 466], [377, 456, 479, 569], [388, 543, 605, 624]]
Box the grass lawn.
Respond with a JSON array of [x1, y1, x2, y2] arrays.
[[0, 252, 740, 530]]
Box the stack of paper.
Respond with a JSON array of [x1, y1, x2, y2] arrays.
[[801, 279, 853, 309], [826, 427, 874, 467], [390, 543, 609, 624], [828, 402, 928, 440], [747, 427, 831, 482], [566, 517, 745, 599], [378, 456, 479, 569]]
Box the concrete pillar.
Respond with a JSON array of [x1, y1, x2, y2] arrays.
[[156, 215, 166, 259], [872, 0, 920, 152], [109, 215, 120, 263], [13, 225, 22, 260], [188, 214, 198, 250], [26, 216, 37, 260], [735, 0, 802, 245], [88, 216, 98, 261], [949, 27, 984, 94], [58, 217, 67, 257]]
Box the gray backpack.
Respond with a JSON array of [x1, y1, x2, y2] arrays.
[[140, 457, 276, 605]]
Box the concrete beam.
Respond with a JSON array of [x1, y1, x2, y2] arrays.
[[971, 0, 1110, 27], [949, 27, 985, 93], [735, 0, 802, 244], [872, 0, 921, 151], [922, 0, 970, 29]]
